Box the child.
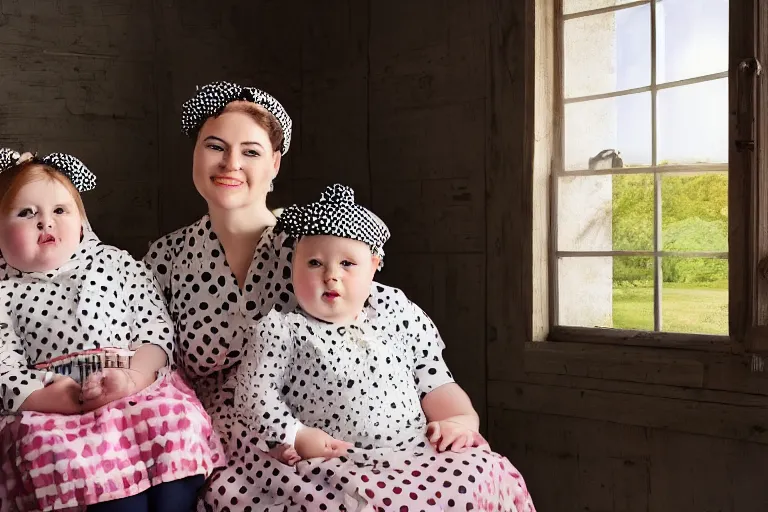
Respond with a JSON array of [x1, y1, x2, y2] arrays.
[[225, 184, 536, 511], [0, 148, 223, 512]]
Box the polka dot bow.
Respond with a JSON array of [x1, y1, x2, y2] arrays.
[[39, 153, 97, 192], [0, 147, 23, 172], [180, 80, 293, 154], [276, 184, 390, 269], [0, 148, 96, 193]]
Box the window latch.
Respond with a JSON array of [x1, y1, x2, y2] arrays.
[[736, 57, 763, 152]]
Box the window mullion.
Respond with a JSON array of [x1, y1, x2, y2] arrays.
[[651, 0, 661, 332]]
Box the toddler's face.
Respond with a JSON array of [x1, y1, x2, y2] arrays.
[[0, 177, 82, 272], [293, 235, 379, 324]]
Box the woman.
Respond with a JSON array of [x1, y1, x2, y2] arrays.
[[145, 81, 352, 510], [145, 81, 533, 511]]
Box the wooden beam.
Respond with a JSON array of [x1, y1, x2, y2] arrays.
[[489, 379, 768, 444]]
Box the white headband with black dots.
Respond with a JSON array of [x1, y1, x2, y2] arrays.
[[180, 81, 293, 154], [276, 184, 390, 269], [0, 148, 97, 193]]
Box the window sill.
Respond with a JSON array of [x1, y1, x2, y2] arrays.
[[546, 325, 734, 353]]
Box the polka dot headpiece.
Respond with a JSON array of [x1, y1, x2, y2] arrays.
[[0, 148, 23, 172], [181, 81, 293, 154], [276, 184, 390, 269], [0, 148, 96, 193]]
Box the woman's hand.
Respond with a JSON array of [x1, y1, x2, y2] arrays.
[[18, 376, 82, 415], [80, 368, 155, 412], [294, 427, 353, 461]]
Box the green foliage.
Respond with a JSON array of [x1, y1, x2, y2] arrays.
[[612, 172, 728, 284]]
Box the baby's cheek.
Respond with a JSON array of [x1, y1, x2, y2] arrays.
[[293, 274, 319, 309], [1, 225, 34, 258]]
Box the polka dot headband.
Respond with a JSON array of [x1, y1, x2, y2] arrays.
[[276, 184, 390, 269], [0, 148, 22, 172], [181, 81, 293, 154], [0, 148, 96, 192]]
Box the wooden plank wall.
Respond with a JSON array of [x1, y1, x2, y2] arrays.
[[6, 1, 768, 509]]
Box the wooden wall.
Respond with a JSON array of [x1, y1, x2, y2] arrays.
[[5, 1, 768, 509]]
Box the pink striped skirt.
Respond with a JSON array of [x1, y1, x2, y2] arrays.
[[0, 370, 224, 512]]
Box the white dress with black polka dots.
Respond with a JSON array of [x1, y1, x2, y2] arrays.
[[0, 229, 174, 413], [145, 216, 535, 511], [144, 216, 298, 449], [220, 298, 535, 512], [234, 302, 454, 452]]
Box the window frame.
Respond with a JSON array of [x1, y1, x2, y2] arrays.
[[537, 0, 766, 351]]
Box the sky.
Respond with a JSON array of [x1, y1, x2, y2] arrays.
[[567, 0, 729, 167]]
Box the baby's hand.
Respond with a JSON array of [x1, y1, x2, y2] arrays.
[[269, 444, 301, 466], [80, 368, 154, 412], [294, 427, 353, 461], [426, 419, 484, 453], [19, 375, 82, 415]]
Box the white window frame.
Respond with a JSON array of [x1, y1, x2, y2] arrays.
[[539, 0, 767, 351]]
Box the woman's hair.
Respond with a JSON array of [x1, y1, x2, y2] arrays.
[[0, 161, 87, 218], [203, 102, 285, 154]]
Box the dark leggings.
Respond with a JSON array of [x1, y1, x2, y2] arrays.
[[87, 474, 205, 512]]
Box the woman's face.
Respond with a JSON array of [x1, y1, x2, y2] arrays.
[[192, 108, 281, 212]]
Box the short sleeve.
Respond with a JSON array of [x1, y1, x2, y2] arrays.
[[404, 300, 455, 397]]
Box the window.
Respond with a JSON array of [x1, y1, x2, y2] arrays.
[[552, 0, 732, 336]]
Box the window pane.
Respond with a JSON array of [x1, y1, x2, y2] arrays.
[[558, 175, 612, 251], [661, 172, 728, 252], [558, 256, 654, 329], [657, 79, 728, 166], [564, 0, 644, 15], [656, 0, 729, 84], [557, 174, 654, 251], [565, 4, 650, 98], [613, 256, 655, 330], [660, 257, 728, 334], [565, 92, 651, 171], [613, 174, 654, 250]]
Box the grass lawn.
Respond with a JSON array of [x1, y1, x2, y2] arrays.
[[613, 283, 728, 334]]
